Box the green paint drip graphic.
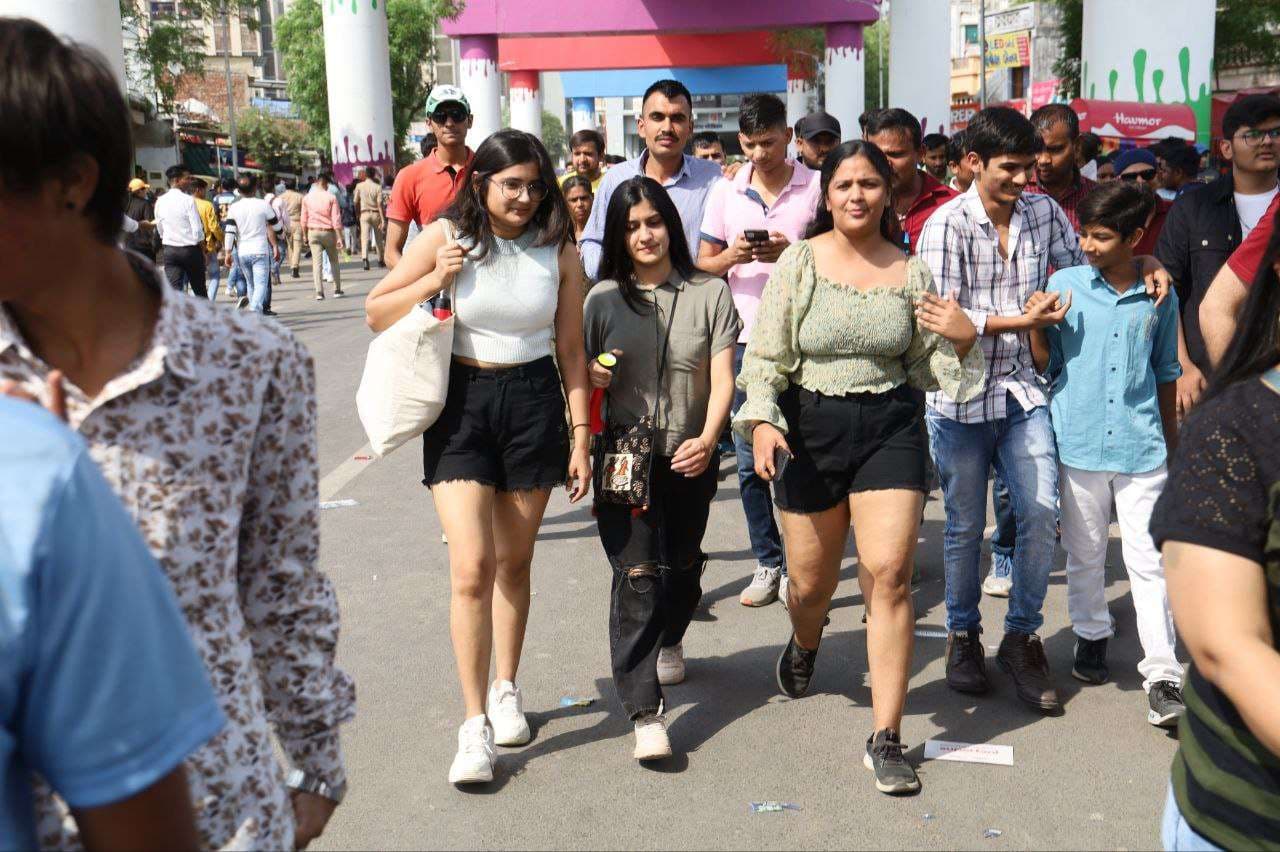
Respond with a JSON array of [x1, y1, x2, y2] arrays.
[[1133, 49, 1147, 102], [1179, 47, 1192, 102], [1153, 69, 1164, 103], [1108, 69, 1118, 101]]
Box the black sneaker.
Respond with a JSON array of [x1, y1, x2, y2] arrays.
[[945, 630, 990, 694], [1147, 681, 1186, 728], [236, 296, 250, 310], [863, 729, 921, 795], [262, 309, 278, 317], [1071, 637, 1109, 684], [997, 632, 1061, 713], [291, 266, 300, 278], [363, 257, 370, 271], [776, 634, 818, 699]]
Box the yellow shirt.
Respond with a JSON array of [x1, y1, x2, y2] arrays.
[[195, 197, 222, 253], [559, 170, 604, 193]]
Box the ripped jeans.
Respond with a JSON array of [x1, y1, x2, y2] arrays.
[[596, 453, 718, 720]]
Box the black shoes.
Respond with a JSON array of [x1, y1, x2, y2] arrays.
[[997, 632, 1061, 713], [863, 729, 921, 794], [776, 634, 819, 699], [378, 259, 386, 268], [1071, 637, 1110, 684], [291, 266, 299, 278], [945, 630, 990, 694], [1147, 681, 1186, 728], [363, 257, 370, 271]]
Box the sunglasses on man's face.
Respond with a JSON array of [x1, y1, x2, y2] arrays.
[[1120, 168, 1157, 182], [431, 105, 469, 125]]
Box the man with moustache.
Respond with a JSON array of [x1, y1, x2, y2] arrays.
[[863, 108, 956, 253], [1026, 103, 1097, 231], [579, 79, 723, 280]]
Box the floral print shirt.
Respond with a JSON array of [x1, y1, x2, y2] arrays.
[[0, 255, 355, 850]]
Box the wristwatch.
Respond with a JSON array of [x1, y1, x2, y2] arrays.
[[285, 769, 348, 804]]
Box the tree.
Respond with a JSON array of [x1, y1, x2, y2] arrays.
[[276, 0, 462, 161], [237, 107, 312, 175], [768, 24, 889, 115], [542, 110, 567, 164], [120, 0, 260, 113], [1049, 0, 1280, 99]]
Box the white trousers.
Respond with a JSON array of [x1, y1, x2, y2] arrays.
[[1059, 464, 1184, 690]]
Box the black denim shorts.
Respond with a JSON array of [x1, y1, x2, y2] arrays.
[[595, 454, 719, 572], [422, 356, 569, 492], [773, 383, 928, 513]]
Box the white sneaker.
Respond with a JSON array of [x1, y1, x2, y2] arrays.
[[633, 713, 672, 761], [487, 680, 531, 746], [447, 715, 495, 784], [778, 574, 790, 612], [739, 564, 782, 606], [981, 571, 1012, 598], [657, 644, 686, 685]]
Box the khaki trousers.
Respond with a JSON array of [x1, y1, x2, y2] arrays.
[[360, 211, 385, 260], [308, 229, 342, 295], [288, 222, 304, 269]]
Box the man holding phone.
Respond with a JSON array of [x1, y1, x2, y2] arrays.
[[699, 93, 821, 608]]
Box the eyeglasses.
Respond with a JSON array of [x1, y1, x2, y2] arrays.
[[1236, 127, 1280, 147], [430, 105, 469, 125], [1120, 168, 1157, 182], [487, 177, 549, 201]]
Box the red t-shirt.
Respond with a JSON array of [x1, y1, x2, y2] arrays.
[[1226, 192, 1279, 287], [1134, 197, 1172, 257], [1026, 171, 1098, 233], [901, 171, 958, 253], [385, 148, 475, 226]]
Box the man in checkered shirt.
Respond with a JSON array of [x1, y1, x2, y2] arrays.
[[917, 107, 1171, 716]]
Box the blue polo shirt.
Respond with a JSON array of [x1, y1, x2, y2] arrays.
[[579, 150, 724, 280], [1043, 264, 1182, 474], [0, 400, 224, 847]]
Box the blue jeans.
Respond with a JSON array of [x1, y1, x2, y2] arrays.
[[926, 397, 1058, 635], [990, 471, 1015, 578], [236, 252, 272, 313], [1161, 784, 1222, 851], [206, 253, 220, 302], [228, 256, 246, 298], [732, 344, 785, 572]]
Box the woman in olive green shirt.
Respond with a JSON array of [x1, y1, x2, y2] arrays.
[[733, 141, 985, 795]]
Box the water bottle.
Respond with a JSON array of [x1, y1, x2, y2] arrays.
[[433, 288, 452, 321]]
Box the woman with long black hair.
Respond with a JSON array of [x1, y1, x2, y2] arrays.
[[583, 176, 740, 762], [366, 129, 593, 785], [1150, 212, 1280, 851], [733, 140, 985, 795]]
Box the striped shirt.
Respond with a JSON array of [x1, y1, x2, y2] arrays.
[[916, 187, 1084, 423]]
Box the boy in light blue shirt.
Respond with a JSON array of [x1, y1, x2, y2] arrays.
[[1029, 181, 1187, 729]]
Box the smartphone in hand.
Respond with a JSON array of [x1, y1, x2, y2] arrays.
[[773, 446, 792, 480], [743, 229, 770, 244]]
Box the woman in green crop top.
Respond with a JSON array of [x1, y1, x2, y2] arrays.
[[732, 140, 986, 796]]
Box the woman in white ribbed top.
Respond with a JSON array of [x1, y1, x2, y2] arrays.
[[366, 130, 592, 785]]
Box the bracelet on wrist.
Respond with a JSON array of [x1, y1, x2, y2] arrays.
[[571, 422, 591, 431]]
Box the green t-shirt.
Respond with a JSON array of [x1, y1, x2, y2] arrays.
[[1150, 366, 1280, 850]]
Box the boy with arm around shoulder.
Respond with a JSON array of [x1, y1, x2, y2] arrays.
[[1029, 181, 1187, 728]]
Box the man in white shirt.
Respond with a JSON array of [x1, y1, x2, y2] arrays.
[[223, 173, 283, 315], [154, 165, 206, 298]]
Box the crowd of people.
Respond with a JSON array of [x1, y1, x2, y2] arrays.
[[3, 14, 1279, 851]]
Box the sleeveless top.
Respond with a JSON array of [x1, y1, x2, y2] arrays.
[[443, 219, 560, 364]]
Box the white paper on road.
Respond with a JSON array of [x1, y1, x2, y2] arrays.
[[320, 498, 359, 510], [913, 628, 948, 639], [923, 739, 1014, 766]]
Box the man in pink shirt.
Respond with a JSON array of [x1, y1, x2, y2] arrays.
[[698, 93, 822, 608], [301, 174, 346, 299]]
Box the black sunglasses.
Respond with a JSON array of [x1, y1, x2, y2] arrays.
[[431, 105, 469, 125], [1120, 168, 1157, 182]]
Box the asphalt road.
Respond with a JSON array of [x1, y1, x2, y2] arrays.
[[268, 259, 1178, 850]]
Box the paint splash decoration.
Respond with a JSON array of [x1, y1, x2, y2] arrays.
[[1081, 41, 1213, 144]]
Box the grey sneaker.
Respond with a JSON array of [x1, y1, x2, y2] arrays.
[[776, 633, 819, 698], [1147, 681, 1186, 728], [740, 564, 782, 607], [982, 570, 1013, 597], [863, 728, 921, 794]]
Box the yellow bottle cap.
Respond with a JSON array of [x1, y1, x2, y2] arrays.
[[596, 352, 618, 368]]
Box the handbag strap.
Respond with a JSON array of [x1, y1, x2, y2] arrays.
[[603, 283, 680, 429]]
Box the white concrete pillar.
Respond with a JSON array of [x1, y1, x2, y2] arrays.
[[825, 22, 866, 143], [459, 35, 502, 144], [572, 97, 597, 132], [8, 0, 126, 90], [509, 70, 542, 140], [1082, 0, 1216, 144], [604, 96, 626, 157], [889, 0, 952, 135], [786, 71, 817, 156], [322, 0, 395, 185]]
